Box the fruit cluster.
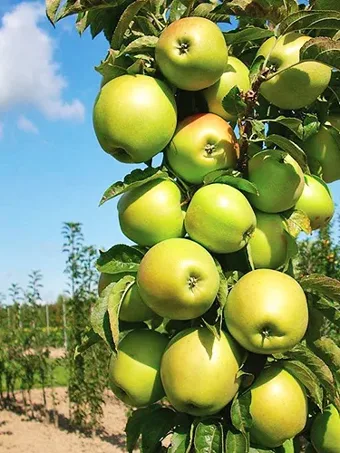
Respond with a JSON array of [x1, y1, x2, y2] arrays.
[[92, 17, 340, 452]]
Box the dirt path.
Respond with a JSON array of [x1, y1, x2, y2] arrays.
[[0, 388, 129, 453]]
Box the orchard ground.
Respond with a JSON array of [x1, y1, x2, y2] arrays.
[[0, 387, 129, 453]]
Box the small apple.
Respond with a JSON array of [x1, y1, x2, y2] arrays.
[[249, 366, 308, 447], [166, 113, 239, 184], [161, 327, 245, 416], [311, 405, 340, 453], [224, 269, 308, 354], [155, 17, 228, 91], [93, 74, 177, 163], [184, 183, 256, 253], [109, 329, 168, 407], [137, 238, 220, 320], [248, 211, 288, 269], [118, 179, 185, 246], [303, 123, 340, 183], [247, 149, 305, 213], [295, 174, 334, 230], [257, 32, 332, 110], [202, 56, 251, 121]]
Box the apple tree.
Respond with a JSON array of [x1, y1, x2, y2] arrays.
[[46, 0, 340, 451]]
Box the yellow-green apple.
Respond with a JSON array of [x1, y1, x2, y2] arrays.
[[303, 123, 340, 183], [249, 366, 308, 447], [248, 211, 288, 269], [202, 56, 251, 121], [93, 74, 177, 163], [161, 327, 245, 416], [311, 405, 340, 453], [108, 329, 168, 407], [295, 174, 334, 230], [257, 32, 331, 109], [118, 179, 185, 246], [184, 183, 256, 253], [247, 150, 305, 213], [166, 113, 239, 184], [224, 269, 308, 354], [155, 17, 228, 91], [137, 238, 219, 320], [98, 274, 157, 322]]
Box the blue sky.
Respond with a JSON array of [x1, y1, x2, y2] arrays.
[[0, 0, 339, 303]]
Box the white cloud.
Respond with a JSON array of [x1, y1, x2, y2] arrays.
[[17, 115, 39, 134], [0, 2, 85, 121]]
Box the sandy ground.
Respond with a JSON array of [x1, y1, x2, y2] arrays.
[[0, 387, 129, 453]]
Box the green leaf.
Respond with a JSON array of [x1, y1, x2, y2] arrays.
[[225, 428, 248, 453], [204, 169, 259, 196], [46, 0, 61, 25], [99, 167, 169, 205], [169, 0, 187, 22], [282, 343, 338, 407], [281, 209, 312, 237], [231, 391, 252, 434], [264, 135, 309, 172], [74, 327, 102, 357], [118, 35, 159, 56], [141, 407, 177, 452], [263, 116, 305, 140], [222, 86, 247, 118], [302, 113, 320, 141], [311, 297, 340, 329], [282, 230, 298, 271], [214, 259, 228, 310], [249, 55, 265, 84], [96, 244, 144, 274], [194, 419, 224, 453], [278, 10, 340, 36], [249, 448, 275, 453], [134, 15, 159, 36], [191, 3, 230, 22], [90, 283, 115, 350], [55, 0, 130, 22], [313, 0, 340, 12], [107, 276, 135, 347], [281, 360, 324, 409], [223, 27, 273, 46], [111, 0, 148, 49], [276, 439, 294, 453], [125, 405, 162, 452], [300, 274, 340, 303], [168, 418, 194, 453], [300, 37, 340, 70], [309, 336, 340, 396], [95, 49, 129, 83]]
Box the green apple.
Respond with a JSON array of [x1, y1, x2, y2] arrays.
[[202, 56, 251, 121], [224, 269, 308, 354], [109, 329, 168, 407], [248, 211, 288, 269], [93, 74, 177, 163], [303, 123, 340, 183], [98, 274, 157, 322], [247, 149, 305, 213], [295, 174, 334, 230], [155, 17, 228, 91], [184, 183, 256, 253], [137, 238, 220, 320], [118, 179, 185, 246], [161, 327, 245, 416], [311, 405, 340, 453], [249, 366, 308, 448], [166, 113, 239, 184], [257, 32, 332, 110]]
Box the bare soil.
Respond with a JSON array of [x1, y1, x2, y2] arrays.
[[0, 387, 129, 453]]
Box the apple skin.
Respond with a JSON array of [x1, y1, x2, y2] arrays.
[[160, 327, 245, 416], [257, 33, 331, 110], [118, 179, 185, 246], [166, 113, 239, 184], [155, 17, 228, 91], [247, 149, 305, 213], [295, 174, 334, 230], [303, 124, 340, 183], [311, 405, 340, 453], [202, 56, 251, 121], [98, 274, 157, 322], [137, 238, 220, 320], [224, 269, 308, 354], [248, 211, 288, 269], [93, 74, 177, 163], [109, 329, 168, 407], [249, 366, 308, 448], [185, 183, 256, 254]]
